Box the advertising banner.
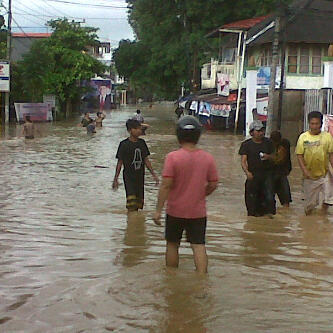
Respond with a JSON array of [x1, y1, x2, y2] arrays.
[[43, 95, 56, 108], [217, 73, 230, 96], [15, 103, 53, 122], [257, 66, 281, 88], [0, 61, 10, 92]]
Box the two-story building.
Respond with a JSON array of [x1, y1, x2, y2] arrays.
[[200, 0, 333, 140]]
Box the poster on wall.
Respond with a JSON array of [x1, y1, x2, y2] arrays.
[[254, 96, 269, 122], [217, 73, 230, 96], [257, 66, 281, 89], [15, 103, 53, 122], [322, 114, 333, 137]]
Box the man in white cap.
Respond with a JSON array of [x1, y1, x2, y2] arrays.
[[238, 120, 276, 217]]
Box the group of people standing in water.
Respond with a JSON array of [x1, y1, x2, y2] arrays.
[[79, 110, 106, 133], [111, 109, 333, 273]]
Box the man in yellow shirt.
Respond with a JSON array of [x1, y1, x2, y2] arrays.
[[296, 111, 333, 215]]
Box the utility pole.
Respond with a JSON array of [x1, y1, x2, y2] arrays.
[[5, 0, 12, 123], [266, 13, 280, 137]]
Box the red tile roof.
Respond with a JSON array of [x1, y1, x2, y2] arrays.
[[12, 33, 52, 38], [222, 15, 270, 30]]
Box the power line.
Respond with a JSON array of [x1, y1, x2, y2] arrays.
[[41, 0, 69, 17], [13, 12, 126, 20], [13, 2, 50, 25], [44, 0, 127, 8], [16, 0, 56, 18]]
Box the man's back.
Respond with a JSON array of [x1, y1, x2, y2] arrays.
[[162, 148, 218, 219]]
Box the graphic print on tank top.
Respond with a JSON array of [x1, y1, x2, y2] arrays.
[[132, 148, 143, 170]]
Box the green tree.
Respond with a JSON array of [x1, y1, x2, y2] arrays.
[[14, 19, 106, 116]]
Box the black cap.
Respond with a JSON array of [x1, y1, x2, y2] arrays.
[[177, 116, 201, 131]]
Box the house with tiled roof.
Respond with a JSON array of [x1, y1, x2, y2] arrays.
[[12, 33, 52, 62], [202, 0, 333, 92]]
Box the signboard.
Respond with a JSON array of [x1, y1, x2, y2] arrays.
[[0, 61, 10, 92], [15, 103, 53, 122], [257, 66, 281, 88], [43, 95, 56, 108]]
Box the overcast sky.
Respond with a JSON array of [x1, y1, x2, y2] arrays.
[[7, 0, 134, 47]]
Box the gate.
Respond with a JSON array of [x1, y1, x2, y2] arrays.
[[304, 89, 333, 130]]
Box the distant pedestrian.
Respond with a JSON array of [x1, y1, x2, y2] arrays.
[[153, 116, 219, 273], [270, 130, 292, 207], [133, 109, 144, 123], [95, 111, 106, 128], [132, 109, 149, 135], [239, 120, 276, 217], [296, 111, 333, 215], [22, 115, 35, 139], [79, 112, 93, 128], [113, 119, 159, 212]]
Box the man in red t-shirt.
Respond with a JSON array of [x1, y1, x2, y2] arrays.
[[153, 116, 219, 273]]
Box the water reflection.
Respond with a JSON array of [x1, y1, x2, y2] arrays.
[[122, 211, 148, 267]]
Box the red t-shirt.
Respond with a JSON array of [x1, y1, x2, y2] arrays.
[[162, 148, 219, 219]]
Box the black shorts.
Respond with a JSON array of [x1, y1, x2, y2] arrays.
[[165, 214, 207, 244]]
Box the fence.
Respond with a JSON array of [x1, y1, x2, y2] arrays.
[[304, 89, 333, 130]]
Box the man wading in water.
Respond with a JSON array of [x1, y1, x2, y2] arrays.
[[239, 120, 276, 217], [153, 116, 219, 273], [296, 111, 333, 215]]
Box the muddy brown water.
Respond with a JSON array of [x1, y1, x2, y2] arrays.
[[1, 105, 333, 332]]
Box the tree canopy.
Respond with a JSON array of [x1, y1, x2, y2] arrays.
[[114, 0, 290, 99], [13, 19, 106, 111]]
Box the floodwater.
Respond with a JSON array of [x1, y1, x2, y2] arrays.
[[1, 105, 333, 332]]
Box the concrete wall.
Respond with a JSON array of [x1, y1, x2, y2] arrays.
[[272, 89, 305, 145], [286, 76, 324, 89]]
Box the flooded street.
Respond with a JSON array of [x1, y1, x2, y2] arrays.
[[2, 105, 333, 332]]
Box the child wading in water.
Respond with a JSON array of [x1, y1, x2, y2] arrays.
[[153, 116, 219, 273], [113, 119, 159, 212]]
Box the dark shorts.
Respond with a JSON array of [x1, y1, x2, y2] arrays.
[[165, 214, 207, 244]]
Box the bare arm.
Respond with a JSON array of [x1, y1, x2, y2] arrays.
[[153, 177, 173, 225], [112, 160, 123, 189], [241, 155, 253, 180], [330, 152, 333, 170], [206, 181, 218, 196], [297, 154, 312, 179], [145, 157, 159, 185]]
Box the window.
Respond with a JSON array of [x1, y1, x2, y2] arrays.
[[207, 64, 211, 79], [288, 45, 297, 73], [202, 64, 211, 80], [312, 48, 322, 74], [221, 48, 235, 63], [287, 44, 325, 75], [300, 46, 309, 73], [259, 47, 281, 67]]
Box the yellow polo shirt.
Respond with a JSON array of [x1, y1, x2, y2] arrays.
[[295, 131, 333, 178]]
